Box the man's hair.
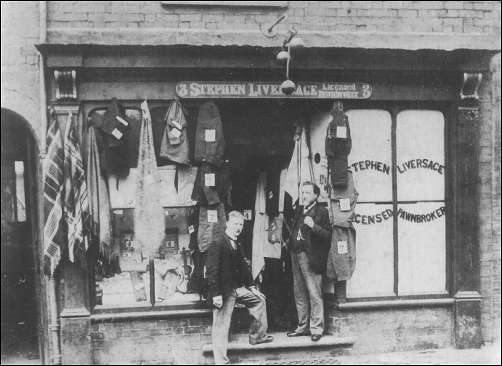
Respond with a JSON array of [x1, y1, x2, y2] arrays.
[[227, 210, 245, 221], [302, 181, 320, 196]]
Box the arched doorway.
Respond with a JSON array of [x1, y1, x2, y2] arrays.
[[1, 108, 42, 364]]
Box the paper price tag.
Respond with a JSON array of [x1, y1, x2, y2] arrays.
[[337, 240, 348, 255], [243, 210, 253, 221], [205, 129, 216, 142], [171, 128, 182, 138], [205, 173, 216, 187], [188, 225, 195, 234], [115, 116, 129, 127], [164, 209, 169, 216], [339, 198, 351, 211], [114, 209, 123, 215], [171, 120, 182, 130], [207, 210, 218, 223], [336, 126, 347, 139], [111, 128, 123, 140]]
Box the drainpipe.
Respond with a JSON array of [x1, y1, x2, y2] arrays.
[[39, 1, 62, 364]]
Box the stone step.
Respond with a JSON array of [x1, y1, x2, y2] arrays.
[[201, 332, 355, 365]]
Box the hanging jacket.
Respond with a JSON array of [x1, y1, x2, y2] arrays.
[[193, 102, 226, 167], [325, 108, 352, 187], [326, 171, 358, 280], [159, 98, 190, 165], [197, 203, 227, 252], [191, 161, 232, 206], [91, 98, 132, 178]]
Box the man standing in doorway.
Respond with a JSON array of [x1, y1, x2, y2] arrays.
[[287, 182, 332, 341], [207, 211, 274, 365]]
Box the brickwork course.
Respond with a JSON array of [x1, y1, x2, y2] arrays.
[[1, 0, 501, 363]]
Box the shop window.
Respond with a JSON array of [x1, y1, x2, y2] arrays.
[[346, 109, 446, 299]]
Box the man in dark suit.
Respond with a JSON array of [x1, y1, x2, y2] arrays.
[[206, 211, 273, 365], [287, 182, 332, 341]]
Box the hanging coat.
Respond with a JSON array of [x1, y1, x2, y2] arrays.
[[64, 112, 90, 265], [284, 126, 313, 205], [193, 102, 226, 167], [159, 98, 190, 165], [252, 172, 269, 279], [134, 101, 164, 258], [43, 111, 65, 276], [176, 165, 199, 206], [197, 203, 227, 252], [191, 161, 232, 206], [326, 171, 358, 281], [325, 108, 352, 188], [86, 126, 112, 261]]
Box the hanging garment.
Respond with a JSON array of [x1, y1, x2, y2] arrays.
[[64, 112, 90, 265], [278, 168, 288, 213], [134, 101, 164, 258], [86, 126, 112, 261], [194, 102, 226, 167], [159, 98, 190, 165], [284, 126, 313, 205], [108, 169, 137, 208], [265, 162, 282, 217], [91, 98, 131, 178], [191, 161, 232, 206], [265, 214, 283, 259], [177, 165, 198, 206], [252, 172, 268, 279], [43, 111, 65, 276], [325, 108, 352, 188], [326, 171, 358, 281], [197, 203, 227, 252], [158, 165, 179, 207], [310, 111, 332, 203]]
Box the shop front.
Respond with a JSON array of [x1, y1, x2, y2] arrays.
[[37, 45, 494, 364]]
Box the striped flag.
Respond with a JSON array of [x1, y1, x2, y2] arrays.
[[63, 112, 90, 265], [43, 111, 65, 276]]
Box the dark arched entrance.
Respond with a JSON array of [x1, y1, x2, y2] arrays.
[[1, 108, 42, 364]]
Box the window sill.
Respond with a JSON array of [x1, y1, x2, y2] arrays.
[[337, 298, 455, 311]]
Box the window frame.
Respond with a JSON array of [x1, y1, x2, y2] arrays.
[[341, 100, 453, 302]]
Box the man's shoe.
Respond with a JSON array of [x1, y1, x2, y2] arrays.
[[249, 335, 274, 345], [286, 330, 310, 337], [311, 334, 322, 342]]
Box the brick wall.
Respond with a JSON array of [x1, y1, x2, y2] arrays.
[[478, 53, 502, 344], [46, 1, 500, 34], [0, 1, 41, 143]]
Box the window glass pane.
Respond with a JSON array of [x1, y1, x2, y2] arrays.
[[396, 110, 445, 201], [346, 110, 392, 202], [347, 203, 395, 298], [397, 202, 447, 295], [14, 161, 26, 222]]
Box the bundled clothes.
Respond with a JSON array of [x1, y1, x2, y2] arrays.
[[43, 112, 66, 276], [134, 101, 164, 258], [326, 171, 358, 281], [326, 108, 352, 188], [86, 126, 113, 261], [194, 102, 226, 167]]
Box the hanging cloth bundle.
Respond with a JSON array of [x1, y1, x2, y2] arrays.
[[134, 100, 164, 258], [325, 101, 352, 188], [160, 98, 190, 165]]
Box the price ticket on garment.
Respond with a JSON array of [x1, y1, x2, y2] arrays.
[[205, 129, 216, 142], [337, 240, 348, 255], [170, 127, 182, 139], [243, 210, 253, 221], [115, 116, 129, 127], [207, 210, 218, 223], [336, 126, 347, 139], [204, 173, 215, 187], [111, 128, 123, 140], [188, 225, 195, 234], [339, 198, 351, 211]]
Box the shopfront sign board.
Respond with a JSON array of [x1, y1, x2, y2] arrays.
[[176, 81, 372, 99]]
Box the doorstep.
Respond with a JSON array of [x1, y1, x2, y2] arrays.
[[201, 332, 355, 365]]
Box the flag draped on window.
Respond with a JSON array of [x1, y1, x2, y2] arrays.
[[134, 100, 164, 258], [63, 112, 90, 265], [43, 112, 66, 276]]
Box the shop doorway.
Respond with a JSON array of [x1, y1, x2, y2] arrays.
[[217, 99, 327, 331], [1, 109, 41, 364]]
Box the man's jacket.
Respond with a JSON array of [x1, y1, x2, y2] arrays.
[[289, 202, 332, 274], [206, 235, 254, 300], [194, 102, 226, 167]]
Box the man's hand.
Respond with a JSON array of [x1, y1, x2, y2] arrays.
[[213, 295, 223, 309], [304, 216, 315, 229]]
